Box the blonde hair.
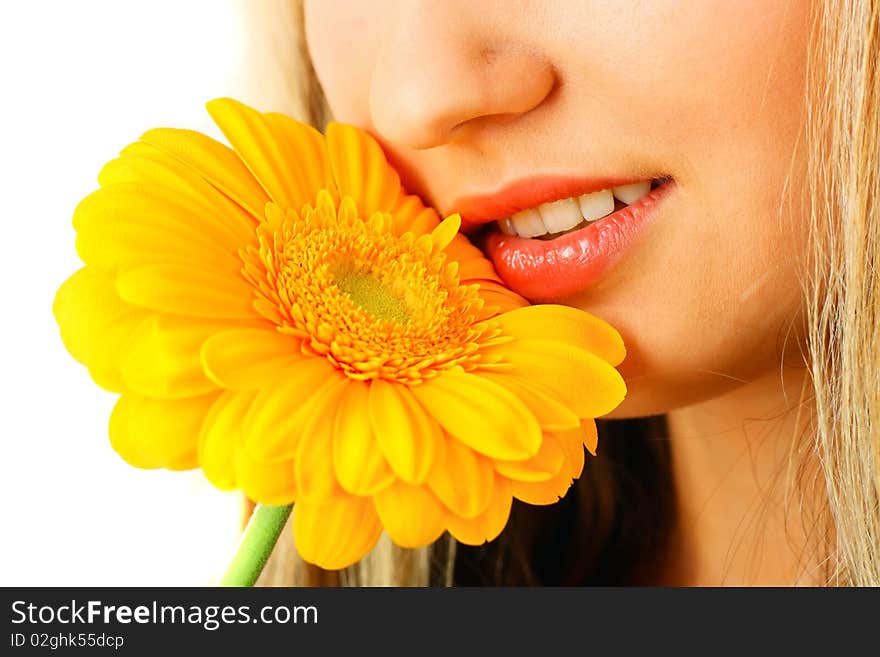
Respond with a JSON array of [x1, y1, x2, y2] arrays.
[[242, 0, 880, 586], [803, 0, 880, 585]]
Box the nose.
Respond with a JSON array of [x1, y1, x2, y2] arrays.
[[368, 1, 557, 150]]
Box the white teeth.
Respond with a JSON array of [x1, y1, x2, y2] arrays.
[[611, 181, 651, 204], [498, 180, 654, 238], [508, 207, 547, 238], [577, 189, 615, 222], [536, 197, 582, 234], [497, 217, 517, 235]]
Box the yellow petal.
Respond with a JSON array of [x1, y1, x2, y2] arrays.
[[243, 361, 345, 462], [444, 233, 503, 282], [198, 390, 257, 490], [236, 451, 298, 506], [293, 494, 383, 570], [548, 418, 596, 482], [201, 327, 301, 389], [207, 97, 330, 211], [494, 435, 566, 483], [333, 382, 395, 496], [325, 122, 402, 219], [581, 418, 599, 457], [483, 338, 627, 419], [474, 371, 580, 432], [496, 304, 626, 366], [109, 392, 220, 470], [446, 476, 512, 546], [295, 379, 351, 502], [115, 263, 260, 320], [474, 280, 530, 316], [504, 421, 595, 505], [508, 465, 578, 506], [562, 440, 586, 481], [368, 379, 442, 484], [427, 438, 494, 518], [53, 267, 149, 392], [120, 315, 225, 399], [137, 126, 270, 219], [410, 370, 541, 460], [373, 481, 447, 548], [264, 110, 336, 208], [97, 153, 257, 246], [389, 194, 440, 237], [73, 184, 246, 276], [430, 214, 461, 252], [506, 425, 590, 506]]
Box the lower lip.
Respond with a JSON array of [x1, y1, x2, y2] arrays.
[[483, 179, 675, 301]]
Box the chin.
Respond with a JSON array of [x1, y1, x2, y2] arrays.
[[600, 366, 757, 420], [600, 393, 673, 420]]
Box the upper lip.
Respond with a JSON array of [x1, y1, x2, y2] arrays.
[[451, 174, 653, 234]]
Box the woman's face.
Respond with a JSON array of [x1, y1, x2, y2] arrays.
[[303, 0, 811, 417]]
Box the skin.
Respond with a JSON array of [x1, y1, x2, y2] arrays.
[[304, 0, 818, 584]]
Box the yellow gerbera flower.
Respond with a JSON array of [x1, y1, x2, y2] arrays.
[[53, 98, 627, 570]]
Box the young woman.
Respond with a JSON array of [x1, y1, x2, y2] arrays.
[[249, 0, 879, 586]]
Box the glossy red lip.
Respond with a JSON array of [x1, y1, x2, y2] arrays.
[[483, 179, 676, 302], [452, 175, 650, 233]]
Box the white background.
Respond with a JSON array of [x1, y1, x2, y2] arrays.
[[0, 1, 282, 585]]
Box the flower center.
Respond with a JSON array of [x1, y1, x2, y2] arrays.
[[331, 265, 411, 324], [241, 191, 503, 384]]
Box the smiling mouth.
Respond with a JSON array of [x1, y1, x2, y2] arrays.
[[475, 176, 676, 301], [471, 177, 670, 242]]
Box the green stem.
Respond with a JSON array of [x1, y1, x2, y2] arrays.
[[220, 504, 293, 587]]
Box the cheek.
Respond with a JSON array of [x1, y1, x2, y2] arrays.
[[567, 3, 810, 416], [594, 199, 808, 420], [594, 138, 809, 417], [303, 0, 378, 124]]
